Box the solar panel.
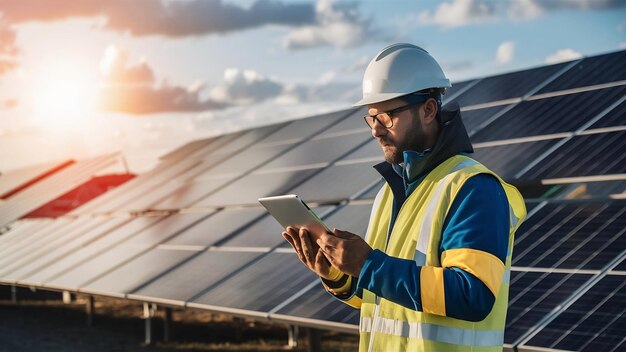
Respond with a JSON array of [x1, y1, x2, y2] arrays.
[[7, 218, 130, 283], [450, 62, 571, 107], [471, 85, 626, 143], [193, 168, 322, 208], [81, 248, 199, 296], [587, 99, 626, 129], [272, 284, 360, 326], [536, 50, 626, 94], [461, 105, 510, 134], [513, 200, 626, 270], [521, 130, 626, 180], [289, 163, 381, 202], [189, 252, 317, 313], [443, 79, 478, 102], [258, 132, 370, 171], [128, 250, 263, 303], [505, 271, 593, 344], [45, 213, 208, 290], [164, 208, 265, 247], [472, 139, 560, 180], [521, 274, 626, 352], [17, 217, 164, 286], [255, 110, 353, 147]]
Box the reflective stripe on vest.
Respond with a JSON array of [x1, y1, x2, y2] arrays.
[[360, 316, 505, 347], [414, 158, 479, 266]]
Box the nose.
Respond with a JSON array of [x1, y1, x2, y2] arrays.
[[370, 118, 387, 138]]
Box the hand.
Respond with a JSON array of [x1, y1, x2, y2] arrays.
[[316, 228, 373, 277], [282, 226, 341, 281]]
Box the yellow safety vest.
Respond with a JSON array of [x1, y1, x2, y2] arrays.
[[357, 155, 526, 352]]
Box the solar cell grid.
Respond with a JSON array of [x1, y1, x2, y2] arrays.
[[256, 110, 351, 147], [289, 163, 381, 202], [536, 50, 626, 94], [190, 252, 318, 313], [512, 201, 626, 270], [193, 168, 322, 207], [258, 132, 370, 171], [9, 218, 130, 283], [461, 105, 509, 134], [316, 108, 367, 138], [165, 208, 263, 247], [587, 98, 626, 129], [443, 79, 477, 102], [151, 177, 231, 210], [523, 275, 626, 352], [46, 213, 208, 290], [129, 250, 262, 302], [81, 248, 199, 296], [273, 284, 360, 325], [450, 62, 570, 107], [505, 271, 592, 344], [521, 130, 626, 180], [472, 139, 559, 180], [21, 217, 163, 286], [471, 85, 626, 143]]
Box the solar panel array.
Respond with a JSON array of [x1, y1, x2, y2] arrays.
[[0, 49, 624, 350]]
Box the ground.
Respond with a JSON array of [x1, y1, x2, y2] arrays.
[[0, 294, 358, 352]]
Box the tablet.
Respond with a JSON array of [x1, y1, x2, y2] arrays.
[[258, 194, 332, 236]]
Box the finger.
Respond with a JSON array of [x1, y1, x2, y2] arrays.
[[286, 228, 305, 261], [299, 228, 315, 267]]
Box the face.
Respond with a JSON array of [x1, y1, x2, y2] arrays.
[[367, 98, 436, 164]]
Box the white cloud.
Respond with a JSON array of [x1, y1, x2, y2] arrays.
[[495, 41, 515, 64], [283, 0, 375, 50], [210, 68, 283, 105], [545, 48, 583, 64], [318, 70, 336, 85], [417, 0, 497, 28], [508, 0, 545, 20], [619, 42, 626, 49]]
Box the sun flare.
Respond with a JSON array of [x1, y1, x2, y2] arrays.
[[32, 60, 98, 129]]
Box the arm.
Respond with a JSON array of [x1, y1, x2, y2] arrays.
[[356, 174, 509, 321]]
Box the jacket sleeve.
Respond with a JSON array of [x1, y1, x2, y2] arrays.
[[355, 174, 510, 321]]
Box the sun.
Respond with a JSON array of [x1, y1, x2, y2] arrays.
[[32, 60, 98, 130]]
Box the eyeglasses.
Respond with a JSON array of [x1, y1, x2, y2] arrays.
[[363, 94, 430, 129]]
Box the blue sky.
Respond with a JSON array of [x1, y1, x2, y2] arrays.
[[0, 0, 624, 173]]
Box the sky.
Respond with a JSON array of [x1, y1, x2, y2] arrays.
[[0, 0, 624, 174]]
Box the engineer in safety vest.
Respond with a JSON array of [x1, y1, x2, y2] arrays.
[[282, 43, 527, 352]]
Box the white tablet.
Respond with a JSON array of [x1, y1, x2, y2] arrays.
[[258, 194, 332, 236]]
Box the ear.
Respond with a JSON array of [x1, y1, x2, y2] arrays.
[[421, 98, 438, 126]]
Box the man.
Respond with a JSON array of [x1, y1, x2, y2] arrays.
[[283, 43, 526, 351]]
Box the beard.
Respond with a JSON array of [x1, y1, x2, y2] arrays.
[[379, 122, 426, 164]]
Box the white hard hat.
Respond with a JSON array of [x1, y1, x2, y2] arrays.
[[353, 43, 451, 107]]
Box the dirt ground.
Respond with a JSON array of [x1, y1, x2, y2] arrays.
[[0, 294, 358, 352]]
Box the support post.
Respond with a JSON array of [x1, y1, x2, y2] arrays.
[[62, 291, 72, 304], [10, 285, 17, 303], [163, 307, 172, 343], [86, 295, 95, 326], [143, 302, 156, 345], [307, 328, 322, 352], [287, 325, 299, 349]]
